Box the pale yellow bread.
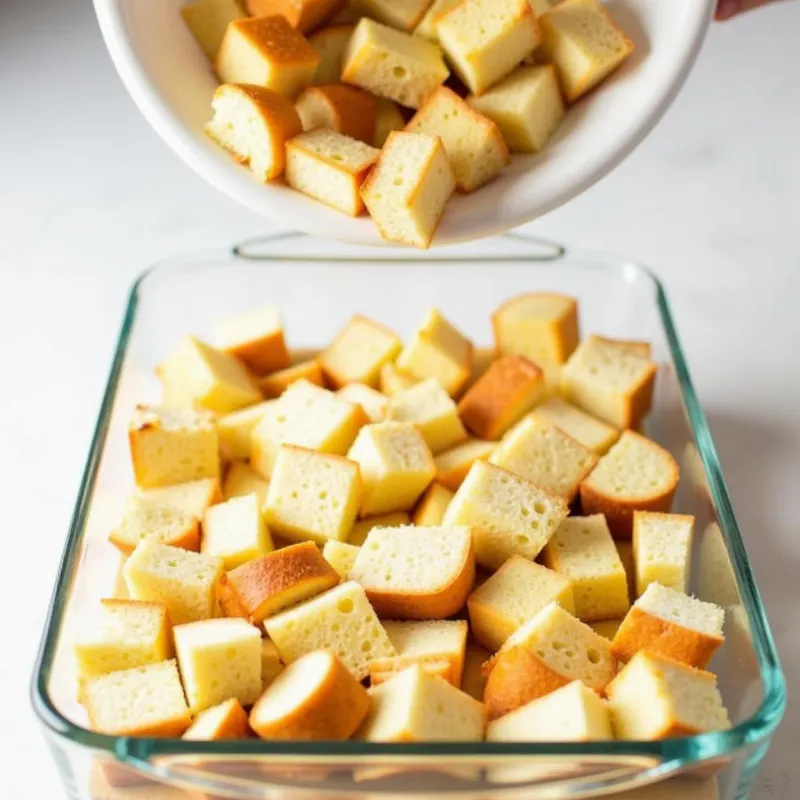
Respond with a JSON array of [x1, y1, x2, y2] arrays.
[[264, 581, 397, 680], [183, 698, 251, 740], [436, 0, 541, 95], [414, 0, 461, 42], [356, 0, 434, 31], [82, 660, 191, 737], [412, 482, 454, 525], [223, 461, 269, 506], [346, 422, 435, 515], [561, 335, 657, 429], [138, 476, 222, 520], [349, 525, 475, 618], [261, 638, 285, 689], [538, 0, 634, 103], [487, 680, 612, 742], [251, 379, 367, 477], [696, 522, 739, 609], [286, 128, 381, 215], [174, 617, 263, 713], [244, 0, 344, 33], [405, 86, 509, 193], [461, 640, 490, 701], [633, 511, 694, 595], [216, 15, 321, 97], [611, 582, 724, 669], [322, 539, 361, 579], [207, 83, 304, 181], [216, 540, 340, 623], [201, 492, 273, 569], [395, 308, 473, 396], [467, 64, 564, 153], [349, 511, 411, 544], [542, 514, 630, 622], [250, 650, 371, 739], [309, 23, 354, 83], [128, 405, 219, 489], [215, 305, 291, 375], [531, 396, 619, 455], [580, 430, 679, 537], [606, 651, 729, 740], [444, 460, 568, 571], [357, 665, 486, 741], [109, 494, 200, 554], [458, 355, 545, 440], [157, 334, 262, 413], [182, 0, 247, 60], [379, 360, 420, 396], [217, 401, 276, 461], [434, 437, 496, 491], [467, 555, 574, 652], [360, 131, 455, 248], [589, 617, 624, 640], [337, 383, 388, 422], [259, 358, 325, 397], [373, 96, 406, 147], [368, 659, 452, 686], [342, 18, 449, 109], [296, 84, 376, 142], [320, 314, 402, 388]]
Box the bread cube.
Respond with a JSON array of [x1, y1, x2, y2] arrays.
[[467, 64, 564, 153], [217, 401, 276, 461], [369, 659, 452, 686], [129, 405, 219, 489], [406, 86, 509, 193], [490, 414, 598, 502], [349, 511, 411, 544], [633, 511, 694, 596], [412, 482, 454, 525], [342, 18, 449, 109], [322, 539, 361, 579], [139, 477, 222, 519], [216, 16, 321, 97], [484, 602, 615, 718], [158, 335, 262, 413], [215, 306, 290, 376], [589, 617, 624, 640], [387, 378, 467, 454], [265, 580, 396, 679], [259, 358, 325, 397], [347, 422, 435, 515], [223, 461, 270, 506], [373, 96, 406, 146], [461, 640, 490, 701], [265, 445, 361, 543], [436, 0, 541, 95], [354, 0, 433, 32], [183, 698, 251, 740], [321, 314, 402, 388], [542, 515, 630, 622], [217, 541, 340, 622], [110, 495, 200, 555], [580, 430, 679, 537], [611, 583, 724, 669], [182, 0, 247, 60], [82, 660, 191, 736], [261, 638, 285, 688], [296, 84, 376, 142], [532, 396, 619, 455], [414, 0, 462, 42], [434, 437, 496, 490], [337, 383, 388, 422], [444, 460, 567, 571], [174, 617, 262, 713], [309, 23, 354, 83], [379, 361, 420, 395], [251, 379, 366, 477], [697, 521, 739, 609], [361, 131, 455, 248], [286, 128, 381, 215], [350, 525, 474, 618], [123, 540, 224, 625], [458, 355, 545, 440], [606, 651, 729, 740], [244, 0, 344, 34], [396, 308, 472, 395], [467, 556, 574, 651], [202, 493, 273, 569], [74, 599, 172, 687], [370, 619, 468, 686], [539, 0, 634, 103], [358, 665, 486, 741], [251, 650, 370, 739], [206, 83, 303, 181], [488, 680, 612, 742]]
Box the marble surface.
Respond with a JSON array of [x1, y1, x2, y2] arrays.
[[1, 0, 798, 798]]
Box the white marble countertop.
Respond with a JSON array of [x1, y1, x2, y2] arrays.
[[1, 0, 798, 797]]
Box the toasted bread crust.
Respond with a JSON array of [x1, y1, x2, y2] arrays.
[[297, 84, 377, 143], [245, 0, 345, 34], [183, 698, 252, 740], [259, 359, 325, 397], [368, 657, 454, 686]]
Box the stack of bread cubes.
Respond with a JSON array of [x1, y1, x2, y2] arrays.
[[75, 289, 733, 766], [187, 0, 635, 247]]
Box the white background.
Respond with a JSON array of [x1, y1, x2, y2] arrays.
[[1, 0, 798, 798]]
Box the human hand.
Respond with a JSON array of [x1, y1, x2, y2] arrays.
[[715, 0, 784, 20]]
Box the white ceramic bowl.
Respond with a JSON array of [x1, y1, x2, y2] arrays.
[[94, 0, 714, 246]]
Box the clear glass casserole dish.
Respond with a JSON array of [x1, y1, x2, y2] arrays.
[[31, 232, 785, 800]]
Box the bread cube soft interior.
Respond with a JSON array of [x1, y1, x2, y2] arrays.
[[261, 638, 285, 689], [413, 482, 454, 525], [182, 0, 247, 59], [379, 360, 420, 396], [414, 0, 462, 42], [214, 305, 290, 375], [322, 539, 362, 579], [223, 461, 270, 506], [337, 383, 388, 422], [349, 511, 411, 544], [309, 23, 355, 84], [139, 477, 221, 520], [217, 401, 276, 462], [202, 492, 273, 569], [260, 358, 325, 397], [355, 0, 433, 32], [633, 511, 694, 595], [434, 437, 496, 491], [532, 396, 619, 455], [109, 494, 200, 554]]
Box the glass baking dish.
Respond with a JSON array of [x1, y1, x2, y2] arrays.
[[31, 231, 785, 800]]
